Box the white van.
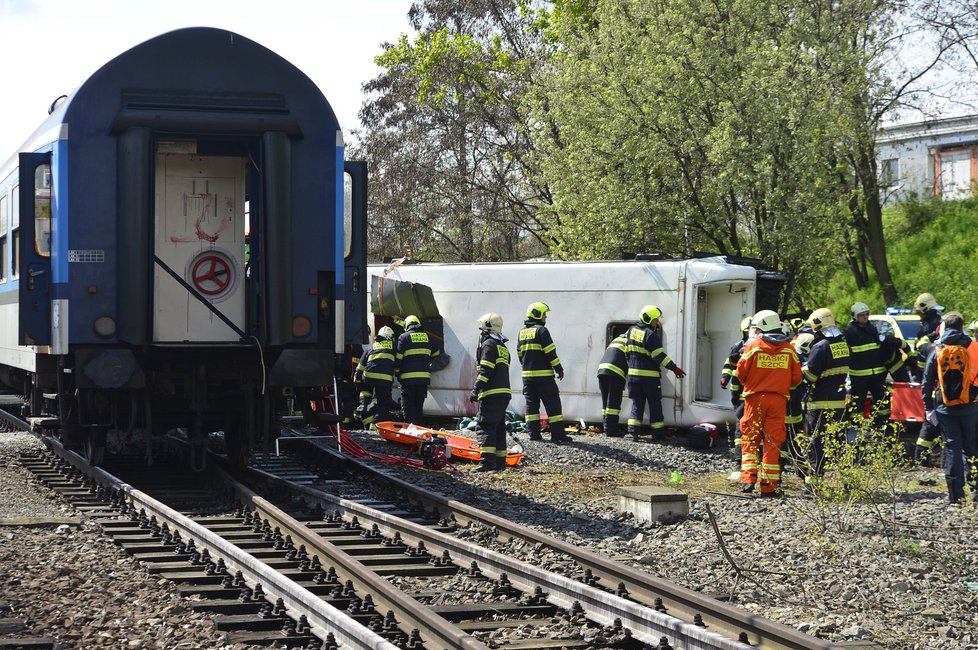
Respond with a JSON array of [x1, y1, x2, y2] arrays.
[[368, 257, 785, 428]]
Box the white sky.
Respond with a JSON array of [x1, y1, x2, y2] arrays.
[[0, 0, 415, 156]]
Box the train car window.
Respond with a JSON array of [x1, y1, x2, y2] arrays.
[[343, 171, 353, 259], [0, 194, 7, 282], [605, 321, 632, 345], [10, 185, 18, 278], [34, 164, 51, 257]]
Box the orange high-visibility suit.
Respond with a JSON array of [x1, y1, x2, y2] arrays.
[[735, 336, 802, 494]]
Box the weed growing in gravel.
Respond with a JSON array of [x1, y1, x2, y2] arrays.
[[788, 408, 910, 550]]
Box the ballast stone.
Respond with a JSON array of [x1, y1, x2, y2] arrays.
[[616, 486, 688, 523]]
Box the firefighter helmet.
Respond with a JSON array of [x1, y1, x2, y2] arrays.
[[808, 307, 836, 333], [526, 302, 550, 320], [751, 309, 782, 333], [850, 302, 870, 319], [740, 316, 752, 334], [404, 315, 421, 329], [793, 332, 815, 356], [969, 319, 978, 333], [640, 305, 663, 325], [913, 292, 943, 314], [477, 312, 503, 334], [377, 326, 395, 340]]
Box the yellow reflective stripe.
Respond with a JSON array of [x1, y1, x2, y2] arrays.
[[802, 367, 818, 383], [542, 343, 556, 353], [548, 415, 564, 423], [601, 407, 621, 416], [369, 352, 395, 362], [809, 400, 847, 409], [476, 374, 488, 383], [363, 371, 393, 381], [479, 387, 511, 398], [785, 414, 803, 424], [627, 418, 641, 426], [525, 414, 541, 422], [480, 360, 496, 369], [650, 421, 665, 428], [518, 343, 543, 352], [822, 367, 849, 376], [400, 371, 431, 380], [359, 391, 371, 398], [850, 342, 880, 353], [395, 352, 404, 360], [522, 369, 554, 377], [721, 368, 733, 377], [849, 367, 885, 376], [550, 358, 562, 367], [403, 348, 431, 356], [628, 368, 661, 378], [480, 446, 496, 454], [598, 363, 626, 378]]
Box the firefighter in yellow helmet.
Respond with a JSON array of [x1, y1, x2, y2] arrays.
[[471, 313, 512, 471], [735, 309, 802, 496], [517, 302, 570, 443], [623, 305, 685, 441], [394, 315, 441, 426]]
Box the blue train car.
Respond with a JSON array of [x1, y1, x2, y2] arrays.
[[0, 28, 367, 467]]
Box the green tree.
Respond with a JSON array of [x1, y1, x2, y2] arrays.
[[353, 0, 554, 262]]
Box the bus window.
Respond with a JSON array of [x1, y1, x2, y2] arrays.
[[34, 164, 51, 257]]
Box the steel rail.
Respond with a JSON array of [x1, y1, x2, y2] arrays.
[[34, 433, 400, 650], [249, 461, 754, 650], [298, 437, 841, 650]]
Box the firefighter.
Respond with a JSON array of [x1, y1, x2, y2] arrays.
[[722, 317, 752, 464], [800, 308, 850, 488], [735, 310, 802, 496], [912, 334, 942, 465], [354, 326, 396, 428], [784, 331, 814, 473], [395, 315, 440, 426], [597, 333, 628, 437], [843, 302, 890, 428], [470, 313, 512, 472], [623, 305, 686, 441], [517, 302, 570, 443], [913, 292, 944, 347]]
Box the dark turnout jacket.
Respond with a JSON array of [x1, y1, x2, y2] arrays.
[[517, 320, 563, 382]]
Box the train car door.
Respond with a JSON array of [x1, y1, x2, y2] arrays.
[[18, 153, 53, 346], [153, 154, 246, 342]]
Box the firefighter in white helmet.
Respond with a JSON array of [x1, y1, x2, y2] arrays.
[[735, 309, 801, 496], [913, 292, 944, 346], [843, 302, 889, 427], [354, 326, 397, 428], [470, 313, 512, 472]]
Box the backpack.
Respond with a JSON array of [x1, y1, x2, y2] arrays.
[[936, 344, 973, 406]]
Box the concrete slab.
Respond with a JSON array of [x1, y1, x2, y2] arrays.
[[617, 486, 688, 522]]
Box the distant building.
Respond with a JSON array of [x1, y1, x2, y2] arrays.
[[876, 114, 978, 205]]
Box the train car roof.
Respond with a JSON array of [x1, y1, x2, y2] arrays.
[[1, 26, 338, 178]]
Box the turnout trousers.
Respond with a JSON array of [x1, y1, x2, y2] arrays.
[[401, 383, 428, 426], [847, 375, 888, 429], [626, 378, 664, 436], [359, 380, 394, 427], [523, 379, 566, 440], [598, 375, 625, 437], [740, 392, 788, 494], [477, 396, 510, 464], [803, 406, 846, 479]]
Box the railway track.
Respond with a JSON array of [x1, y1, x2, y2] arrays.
[[1, 404, 841, 649]]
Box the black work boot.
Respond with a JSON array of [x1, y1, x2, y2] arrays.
[[604, 417, 623, 438], [474, 454, 498, 472]]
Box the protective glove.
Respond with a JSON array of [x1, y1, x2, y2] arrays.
[[720, 376, 730, 389], [925, 410, 938, 426], [557, 369, 565, 381], [673, 366, 686, 379], [469, 389, 480, 403]]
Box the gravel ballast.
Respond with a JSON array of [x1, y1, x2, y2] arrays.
[[339, 425, 978, 650]]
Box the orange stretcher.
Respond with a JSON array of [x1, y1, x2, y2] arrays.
[[890, 382, 925, 422], [375, 421, 525, 466]]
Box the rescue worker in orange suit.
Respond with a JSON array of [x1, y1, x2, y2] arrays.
[[517, 302, 570, 443], [800, 308, 850, 487], [395, 315, 441, 426], [354, 326, 396, 428], [624, 305, 685, 441], [843, 302, 890, 428], [722, 317, 752, 465], [597, 333, 628, 437], [735, 310, 802, 496], [470, 313, 512, 472]]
